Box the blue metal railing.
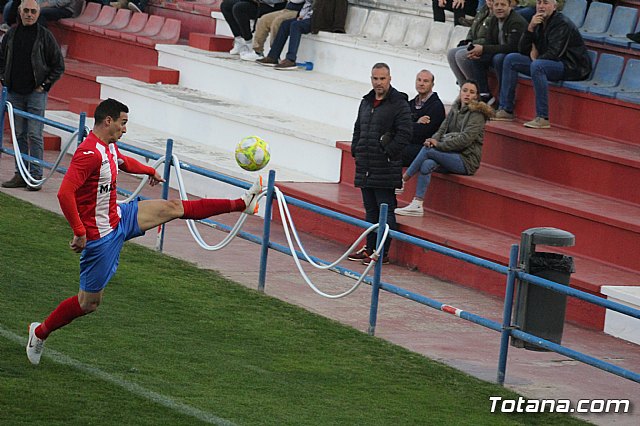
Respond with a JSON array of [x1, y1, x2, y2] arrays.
[[2, 99, 638, 387]]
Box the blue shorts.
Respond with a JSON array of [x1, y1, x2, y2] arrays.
[[79, 201, 145, 293]]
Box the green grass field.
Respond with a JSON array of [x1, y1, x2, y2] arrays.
[[0, 193, 587, 425]]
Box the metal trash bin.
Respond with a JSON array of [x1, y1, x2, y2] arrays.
[[512, 228, 576, 351]]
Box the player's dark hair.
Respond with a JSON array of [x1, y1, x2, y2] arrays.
[[94, 98, 129, 125]]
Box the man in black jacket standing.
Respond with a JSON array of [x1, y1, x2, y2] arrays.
[[348, 63, 412, 264], [494, 0, 591, 129], [0, 0, 64, 190]]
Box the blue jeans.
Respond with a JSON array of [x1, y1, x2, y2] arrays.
[[514, 6, 536, 22], [267, 18, 311, 62], [469, 53, 506, 95], [406, 147, 468, 199], [8, 90, 48, 178], [499, 53, 564, 119], [361, 187, 397, 253]]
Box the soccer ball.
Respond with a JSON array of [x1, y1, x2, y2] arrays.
[[235, 136, 271, 171]]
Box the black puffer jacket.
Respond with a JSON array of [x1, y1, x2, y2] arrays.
[[351, 87, 412, 189], [519, 11, 591, 81]]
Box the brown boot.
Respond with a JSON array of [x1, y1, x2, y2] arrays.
[[2, 174, 27, 188]]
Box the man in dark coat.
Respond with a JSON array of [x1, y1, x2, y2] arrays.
[[402, 69, 446, 167], [348, 63, 412, 264]]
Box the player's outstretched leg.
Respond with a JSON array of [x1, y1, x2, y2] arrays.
[[241, 175, 264, 215], [26, 322, 46, 365]]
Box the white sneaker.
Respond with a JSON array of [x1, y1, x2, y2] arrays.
[[395, 199, 424, 216], [26, 322, 45, 365], [241, 175, 263, 215], [229, 37, 244, 55], [240, 50, 263, 61]]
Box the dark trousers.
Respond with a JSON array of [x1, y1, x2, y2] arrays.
[[361, 187, 397, 254], [267, 17, 311, 62], [432, 0, 478, 23], [221, 0, 285, 40]]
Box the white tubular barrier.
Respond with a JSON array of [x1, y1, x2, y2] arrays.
[[119, 153, 390, 300], [6, 102, 80, 189]]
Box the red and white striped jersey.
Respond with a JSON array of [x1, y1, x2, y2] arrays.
[[61, 132, 122, 240]]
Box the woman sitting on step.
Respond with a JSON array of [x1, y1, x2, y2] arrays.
[[395, 80, 494, 217]]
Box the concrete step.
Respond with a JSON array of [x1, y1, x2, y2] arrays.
[[484, 120, 640, 205], [94, 76, 348, 182], [338, 143, 640, 272], [50, 58, 131, 102], [276, 180, 640, 331], [156, 44, 369, 131]]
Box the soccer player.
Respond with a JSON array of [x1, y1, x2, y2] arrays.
[[26, 98, 263, 365]]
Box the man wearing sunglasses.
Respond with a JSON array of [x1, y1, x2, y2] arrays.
[[0, 0, 64, 190]]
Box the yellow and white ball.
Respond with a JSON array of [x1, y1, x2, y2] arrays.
[[235, 136, 271, 172]]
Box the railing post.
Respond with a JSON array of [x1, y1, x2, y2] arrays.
[[497, 244, 520, 385], [155, 138, 173, 252], [258, 169, 276, 292], [367, 203, 388, 336], [77, 112, 86, 145], [0, 87, 7, 148]]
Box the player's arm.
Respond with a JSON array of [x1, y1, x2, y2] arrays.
[[57, 152, 95, 252], [116, 151, 165, 186]]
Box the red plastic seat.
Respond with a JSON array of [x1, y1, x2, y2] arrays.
[[90, 9, 132, 35], [120, 15, 164, 42], [104, 12, 148, 38], [58, 2, 101, 28], [137, 18, 181, 46], [75, 6, 116, 31]]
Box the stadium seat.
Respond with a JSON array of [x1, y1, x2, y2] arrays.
[[579, 2, 612, 38], [424, 21, 453, 53], [615, 92, 640, 104], [589, 59, 640, 98], [344, 6, 368, 35], [120, 15, 165, 42], [563, 0, 588, 28], [59, 1, 101, 28], [74, 5, 116, 31], [361, 10, 389, 40], [402, 16, 431, 48], [104, 12, 148, 38], [136, 18, 181, 46], [605, 20, 640, 48], [581, 6, 637, 43], [90, 9, 132, 35], [563, 52, 623, 93], [632, 42, 640, 51], [380, 14, 408, 45]]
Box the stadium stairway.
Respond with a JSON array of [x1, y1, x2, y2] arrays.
[[42, 2, 640, 338]]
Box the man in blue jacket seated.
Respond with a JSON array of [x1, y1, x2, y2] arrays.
[[493, 0, 591, 129]]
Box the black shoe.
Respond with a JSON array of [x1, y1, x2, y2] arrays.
[[628, 32, 640, 44], [361, 255, 390, 265], [348, 246, 371, 261], [457, 17, 474, 27], [480, 94, 495, 106], [26, 184, 42, 191], [2, 174, 27, 188]]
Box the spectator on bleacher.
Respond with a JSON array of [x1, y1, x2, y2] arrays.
[[467, 0, 527, 104], [240, 0, 305, 61], [0, 0, 64, 190], [433, 0, 478, 26], [347, 63, 411, 264], [395, 81, 494, 217], [447, 0, 494, 92], [400, 70, 446, 169], [38, 0, 84, 25], [255, 0, 311, 69], [628, 31, 640, 43], [1, 0, 19, 30], [222, 0, 286, 56], [494, 0, 591, 129], [111, 0, 145, 13]]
